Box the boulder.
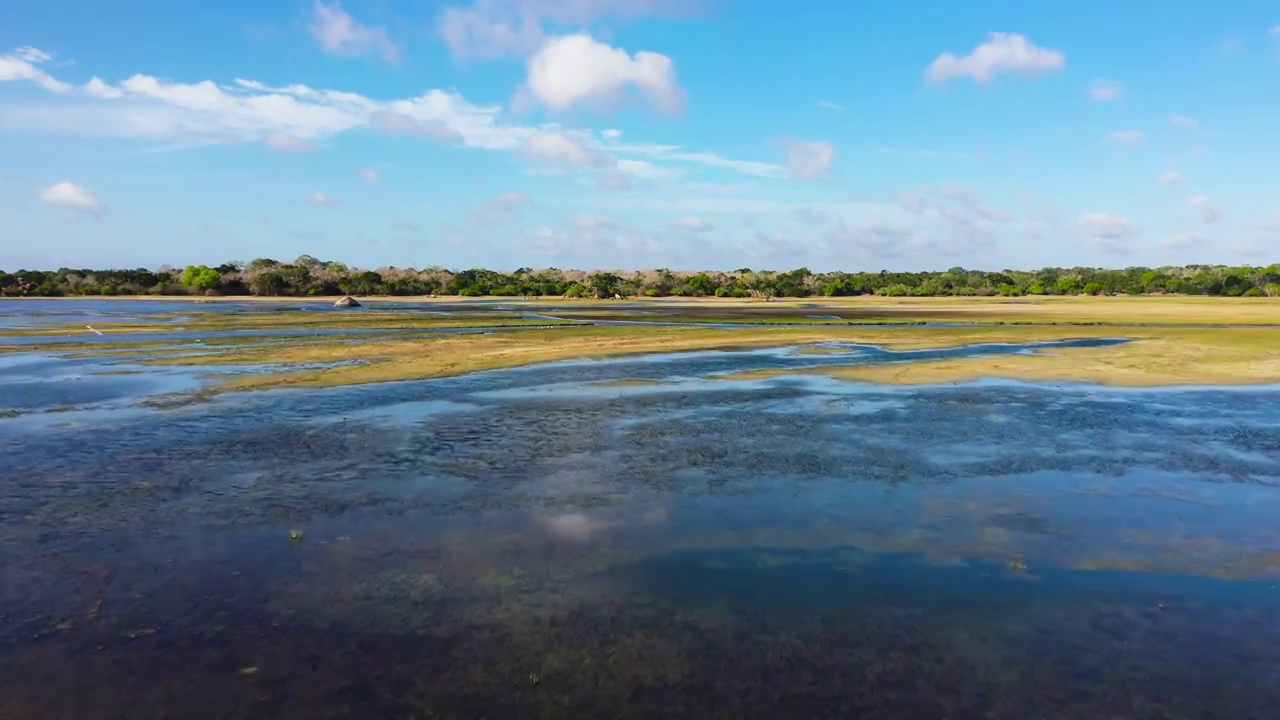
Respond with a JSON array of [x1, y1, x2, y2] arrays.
[[333, 296, 362, 308]]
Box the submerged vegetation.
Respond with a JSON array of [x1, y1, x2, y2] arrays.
[[4, 256, 1280, 298]]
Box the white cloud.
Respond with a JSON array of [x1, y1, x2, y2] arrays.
[[83, 77, 123, 98], [1162, 234, 1204, 251], [436, 0, 686, 60], [1105, 129, 1144, 146], [574, 213, 616, 231], [616, 158, 681, 179], [0, 46, 71, 93], [521, 34, 683, 114], [438, 1, 543, 60], [468, 191, 532, 224], [368, 110, 465, 144], [1270, 24, 1280, 37], [656, 151, 785, 179], [596, 170, 633, 191], [925, 32, 1065, 85], [264, 132, 317, 152], [1158, 170, 1186, 186], [309, 1, 399, 62], [0, 49, 779, 182], [524, 129, 610, 167], [1169, 114, 1200, 130], [1087, 78, 1123, 101], [793, 207, 832, 226], [672, 216, 713, 232], [1077, 212, 1138, 241], [874, 146, 982, 162], [939, 185, 1014, 222], [35, 181, 106, 217], [1188, 195, 1222, 224], [513, 216, 674, 266], [818, 101, 843, 110], [600, 128, 623, 140], [310, 191, 339, 206], [360, 168, 380, 184], [787, 140, 836, 181]]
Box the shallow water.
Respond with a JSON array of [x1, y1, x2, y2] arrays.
[[1, 308, 1279, 718]]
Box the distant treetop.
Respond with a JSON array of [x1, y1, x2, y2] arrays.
[[2, 260, 1279, 299]]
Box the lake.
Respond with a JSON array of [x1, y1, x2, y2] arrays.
[[1, 300, 1278, 719]]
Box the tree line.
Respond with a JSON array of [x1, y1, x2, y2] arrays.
[[3, 256, 1279, 299]]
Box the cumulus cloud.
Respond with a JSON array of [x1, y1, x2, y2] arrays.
[[600, 128, 623, 140], [1077, 213, 1138, 251], [1087, 78, 1124, 101], [468, 191, 532, 224], [35, 181, 106, 217], [925, 32, 1064, 85], [1169, 114, 1200, 130], [1158, 170, 1186, 186], [1188, 195, 1222, 224], [436, 0, 689, 60], [360, 168, 380, 184], [1105, 129, 1144, 146], [264, 132, 317, 152], [309, 1, 399, 62], [672, 216, 713, 232], [787, 140, 836, 181], [521, 34, 683, 114]]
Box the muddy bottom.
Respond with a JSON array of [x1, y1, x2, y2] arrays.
[[1, 342, 1279, 719]]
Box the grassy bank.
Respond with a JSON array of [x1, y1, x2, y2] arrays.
[[716, 327, 1280, 387], [5, 296, 1280, 391]]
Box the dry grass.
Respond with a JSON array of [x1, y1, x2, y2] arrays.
[[152, 324, 1280, 391], [720, 328, 1280, 387]]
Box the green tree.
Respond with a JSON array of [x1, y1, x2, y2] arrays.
[[181, 265, 221, 290]]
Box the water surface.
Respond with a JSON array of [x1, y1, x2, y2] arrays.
[[1, 303, 1278, 719]]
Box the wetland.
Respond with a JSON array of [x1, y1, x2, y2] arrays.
[[2, 295, 1279, 719]]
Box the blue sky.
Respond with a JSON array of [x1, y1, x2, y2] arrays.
[[1, 0, 1278, 271]]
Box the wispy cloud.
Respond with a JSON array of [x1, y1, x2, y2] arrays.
[[1169, 114, 1200, 130], [818, 101, 843, 111], [309, 1, 399, 62], [436, 0, 690, 61], [1188, 195, 1222, 224], [1105, 129, 1144, 147], [1077, 212, 1139, 253], [1087, 78, 1124, 101], [874, 146, 982, 162], [0, 45, 780, 183], [310, 190, 340, 207]]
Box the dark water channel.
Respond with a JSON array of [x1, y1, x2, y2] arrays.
[[0, 323, 1279, 717]]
